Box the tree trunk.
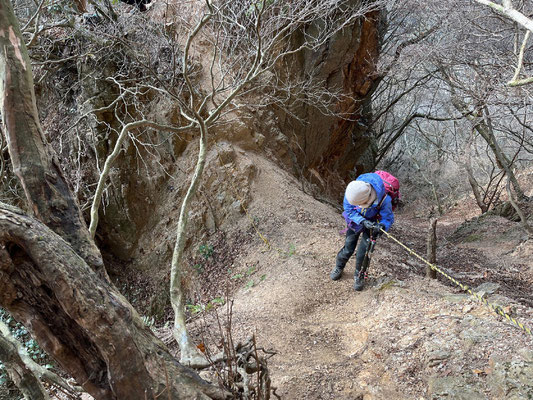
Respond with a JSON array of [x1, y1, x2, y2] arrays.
[[0, 2, 228, 398], [426, 218, 437, 279], [448, 91, 526, 201], [169, 10, 213, 366], [0, 204, 228, 400], [170, 120, 208, 366], [477, 106, 525, 200], [0, 328, 49, 400], [0, 0, 105, 278], [506, 176, 533, 238], [463, 131, 488, 213]]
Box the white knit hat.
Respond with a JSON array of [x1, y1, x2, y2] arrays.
[[345, 180, 376, 207]]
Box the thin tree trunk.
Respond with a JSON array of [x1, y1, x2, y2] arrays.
[[404, 136, 443, 214], [476, 122, 524, 199], [88, 120, 193, 238], [506, 176, 533, 238], [463, 131, 488, 213], [479, 106, 526, 200], [464, 161, 487, 213], [170, 120, 208, 366], [426, 218, 437, 279], [168, 7, 213, 366], [431, 185, 443, 216], [448, 90, 526, 200], [0, 329, 48, 400]]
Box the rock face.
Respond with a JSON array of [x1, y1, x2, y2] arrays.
[[53, 5, 383, 264], [488, 357, 533, 400], [274, 8, 383, 194]]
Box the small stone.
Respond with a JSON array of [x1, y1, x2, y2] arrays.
[[428, 376, 485, 400], [427, 350, 451, 368], [463, 304, 475, 313], [475, 282, 500, 296], [444, 294, 469, 303]]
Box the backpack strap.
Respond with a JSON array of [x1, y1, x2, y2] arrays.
[[378, 194, 387, 208]]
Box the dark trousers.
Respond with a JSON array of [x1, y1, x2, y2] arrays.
[[336, 228, 371, 274]]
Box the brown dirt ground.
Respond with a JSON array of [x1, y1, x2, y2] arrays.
[[46, 153, 533, 400], [185, 154, 533, 399]]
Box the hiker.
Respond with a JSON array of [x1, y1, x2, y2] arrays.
[[330, 172, 394, 291]]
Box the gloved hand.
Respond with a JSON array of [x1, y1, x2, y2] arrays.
[[374, 223, 385, 237], [362, 220, 375, 230]]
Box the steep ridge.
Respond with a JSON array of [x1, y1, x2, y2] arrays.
[[220, 155, 533, 399]]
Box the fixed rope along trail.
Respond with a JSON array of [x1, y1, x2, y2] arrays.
[[213, 142, 531, 337], [381, 229, 533, 337]]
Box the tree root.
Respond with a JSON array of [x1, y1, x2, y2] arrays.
[[181, 352, 225, 369]]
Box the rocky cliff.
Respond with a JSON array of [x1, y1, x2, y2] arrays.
[[34, 2, 384, 278]]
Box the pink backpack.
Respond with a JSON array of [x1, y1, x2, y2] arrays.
[[375, 170, 400, 210]]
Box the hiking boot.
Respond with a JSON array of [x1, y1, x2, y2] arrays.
[[354, 272, 365, 291], [330, 267, 344, 281]]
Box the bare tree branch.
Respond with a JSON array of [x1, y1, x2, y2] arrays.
[[88, 120, 194, 238], [473, 0, 533, 33], [508, 30, 533, 86]]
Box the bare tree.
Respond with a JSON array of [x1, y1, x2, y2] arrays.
[[506, 175, 533, 237], [473, 0, 533, 33], [471, 1, 533, 86], [72, 0, 381, 365], [508, 30, 533, 87], [376, 0, 533, 214], [442, 68, 527, 200], [0, 0, 229, 398]]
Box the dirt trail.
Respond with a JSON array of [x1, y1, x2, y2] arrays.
[[223, 155, 533, 400]]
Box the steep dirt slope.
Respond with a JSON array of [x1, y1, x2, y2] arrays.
[[220, 154, 533, 399]]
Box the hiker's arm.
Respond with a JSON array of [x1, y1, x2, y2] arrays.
[[343, 197, 365, 226], [379, 196, 394, 231]]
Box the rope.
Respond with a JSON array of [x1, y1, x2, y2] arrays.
[[381, 229, 533, 337], [212, 142, 532, 337]]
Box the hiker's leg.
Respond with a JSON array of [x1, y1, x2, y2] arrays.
[[355, 228, 371, 272], [331, 229, 360, 280], [353, 229, 371, 290], [337, 229, 360, 268]]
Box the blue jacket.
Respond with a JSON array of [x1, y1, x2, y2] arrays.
[[342, 173, 394, 232]]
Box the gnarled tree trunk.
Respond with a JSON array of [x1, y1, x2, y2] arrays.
[[0, 0, 104, 277], [0, 203, 227, 400], [0, 1, 227, 398]]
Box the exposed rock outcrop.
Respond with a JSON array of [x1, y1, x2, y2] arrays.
[[274, 8, 384, 195], [40, 4, 384, 267]]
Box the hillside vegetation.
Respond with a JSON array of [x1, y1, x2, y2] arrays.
[[1, 0, 533, 399]]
